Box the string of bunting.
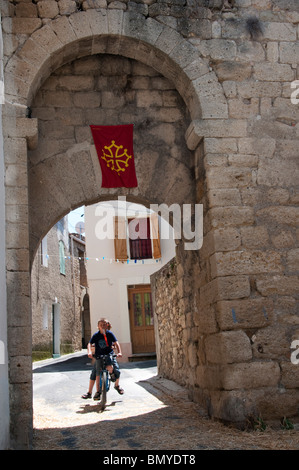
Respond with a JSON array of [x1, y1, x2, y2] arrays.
[[44, 253, 161, 264]]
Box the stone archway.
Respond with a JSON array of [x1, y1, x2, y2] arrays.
[[5, 11, 226, 449]]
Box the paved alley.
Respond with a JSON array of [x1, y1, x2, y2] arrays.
[[32, 353, 299, 452]]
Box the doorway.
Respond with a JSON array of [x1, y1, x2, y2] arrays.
[[128, 285, 155, 354]]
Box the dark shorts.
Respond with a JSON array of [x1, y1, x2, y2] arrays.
[[95, 353, 120, 379]]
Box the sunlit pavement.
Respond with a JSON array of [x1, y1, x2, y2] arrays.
[[32, 352, 299, 451]]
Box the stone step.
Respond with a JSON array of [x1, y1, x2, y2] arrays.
[[128, 352, 156, 362]]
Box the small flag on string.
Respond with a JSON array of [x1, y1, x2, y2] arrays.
[[90, 124, 138, 188]]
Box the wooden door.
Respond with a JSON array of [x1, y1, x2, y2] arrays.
[[128, 285, 155, 354]]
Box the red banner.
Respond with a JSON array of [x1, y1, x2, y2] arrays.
[[90, 124, 138, 188]]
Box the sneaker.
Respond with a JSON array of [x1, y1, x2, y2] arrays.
[[110, 373, 116, 382], [81, 392, 92, 399], [93, 391, 101, 400]]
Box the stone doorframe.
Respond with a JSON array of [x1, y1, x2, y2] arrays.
[[4, 10, 233, 449]]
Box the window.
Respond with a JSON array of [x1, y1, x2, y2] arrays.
[[59, 240, 65, 275], [128, 217, 152, 260], [114, 213, 161, 261]]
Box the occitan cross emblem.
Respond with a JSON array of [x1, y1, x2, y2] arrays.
[[101, 140, 132, 175]]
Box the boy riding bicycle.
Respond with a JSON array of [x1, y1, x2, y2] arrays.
[[87, 318, 124, 399]]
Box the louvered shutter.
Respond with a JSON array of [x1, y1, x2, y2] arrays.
[[150, 213, 161, 259], [114, 216, 128, 261]]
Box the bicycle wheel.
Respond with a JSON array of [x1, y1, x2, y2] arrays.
[[100, 370, 107, 410]]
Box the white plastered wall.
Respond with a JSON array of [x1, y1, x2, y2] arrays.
[[85, 200, 176, 361]]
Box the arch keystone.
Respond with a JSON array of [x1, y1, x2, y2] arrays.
[[86, 8, 108, 35], [69, 11, 93, 39]]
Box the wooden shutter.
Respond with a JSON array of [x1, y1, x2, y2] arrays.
[[150, 213, 161, 259], [114, 216, 128, 261]]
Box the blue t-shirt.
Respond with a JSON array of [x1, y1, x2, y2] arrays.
[[90, 330, 117, 357]]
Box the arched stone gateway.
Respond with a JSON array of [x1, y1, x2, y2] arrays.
[[3, 8, 299, 449]]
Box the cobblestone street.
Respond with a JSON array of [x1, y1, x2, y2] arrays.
[[32, 354, 299, 451]]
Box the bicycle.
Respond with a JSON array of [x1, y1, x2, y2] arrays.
[[94, 354, 115, 410]]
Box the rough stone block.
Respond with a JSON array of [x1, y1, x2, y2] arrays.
[[206, 167, 252, 189], [204, 138, 237, 154], [9, 356, 32, 384], [286, 249, 299, 272], [216, 298, 274, 330], [4, 137, 27, 165], [195, 365, 222, 390], [8, 327, 32, 358], [229, 154, 259, 167], [213, 227, 241, 252], [6, 271, 30, 327], [228, 98, 259, 118], [31, 24, 64, 54], [211, 250, 283, 278], [205, 330, 252, 364], [6, 248, 30, 273], [256, 207, 299, 228], [222, 362, 281, 390], [214, 61, 252, 82], [6, 222, 29, 249], [6, 17, 42, 35], [240, 226, 269, 249], [195, 39, 237, 61], [252, 325, 294, 360], [192, 72, 228, 119], [254, 63, 294, 81], [69, 11, 93, 39], [281, 362, 299, 389], [210, 388, 299, 423], [16, 38, 48, 70], [107, 8, 124, 35], [169, 40, 201, 71], [50, 15, 77, 45], [13, 118, 38, 150], [195, 303, 218, 334], [186, 120, 247, 144], [208, 206, 255, 229], [86, 7, 108, 35], [237, 80, 282, 98], [279, 41, 299, 64], [263, 22, 297, 41], [208, 189, 242, 207], [217, 276, 250, 300], [238, 137, 276, 158], [236, 41, 265, 62], [256, 275, 299, 296]]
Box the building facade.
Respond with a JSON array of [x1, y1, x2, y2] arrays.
[[31, 217, 88, 361], [85, 200, 176, 361]]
